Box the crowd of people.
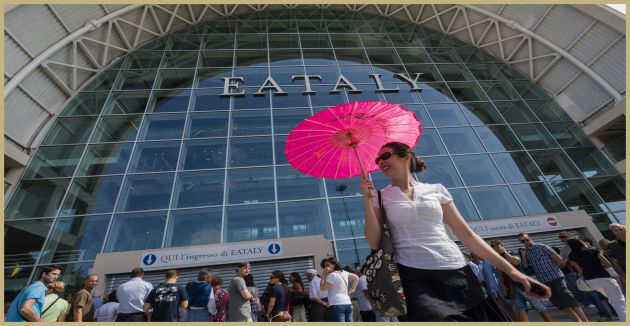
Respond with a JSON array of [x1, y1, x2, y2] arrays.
[[4, 140, 627, 322]]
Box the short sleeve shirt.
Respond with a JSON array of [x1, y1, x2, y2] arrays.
[[372, 183, 466, 270], [325, 271, 352, 306], [40, 294, 69, 322], [227, 276, 251, 321], [355, 275, 372, 311], [6, 281, 47, 322], [525, 243, 564, 283], [145, 283, 189, 322], [69, 289, 94, 322], [269, 284, 289, 315], [308, 276, 328, 299], [569, 249, 610, 280]]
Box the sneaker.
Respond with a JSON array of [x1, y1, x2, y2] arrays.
[[597, 316, 611, 322]]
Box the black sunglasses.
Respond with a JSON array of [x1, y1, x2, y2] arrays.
[[519, 238, 531, 243], [375, 151, 406, 165]]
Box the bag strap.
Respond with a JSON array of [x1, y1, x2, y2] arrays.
[[41, 296, 61, 316], [336, 271, 348, 288], [377, 190, 390, 229]]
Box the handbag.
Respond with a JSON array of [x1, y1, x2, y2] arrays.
[[363, 190, 407, 317]]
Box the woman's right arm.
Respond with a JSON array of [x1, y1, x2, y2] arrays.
[[360, 177, 384, 250]]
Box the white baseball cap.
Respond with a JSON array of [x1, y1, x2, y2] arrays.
[[306, 268, 317, 275]]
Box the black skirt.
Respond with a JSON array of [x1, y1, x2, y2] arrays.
[[397, 263, 512, 322]]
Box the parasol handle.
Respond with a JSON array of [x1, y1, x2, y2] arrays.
[[352, 145, 374, 198]]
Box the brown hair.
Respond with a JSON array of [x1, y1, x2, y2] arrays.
[[381, 142, 427, 173], [211, 275, 223, 287]]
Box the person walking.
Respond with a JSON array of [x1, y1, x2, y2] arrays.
[[68, 274, 99, 322], [115, 267, 153, 322], [265, 270, 291, 321], [360, 142, 550, 321], [305, 268, 329, 321], [94, 291, 119, 322], [489, 239, 552, 322], [319, 257, 359, 322], [518, 233, 588, 321], [186, 268, 216, 321], [212, 275, 229, 322], [355, 266, 376, 322], [143, 269, 189, 322], [40, 281, 69, 322], [567, 238, 626, 321], [6, 265, 62, 322], [244, 274, 262, 321], [227, 262, 254, 322], [289, 272, 308, 322]]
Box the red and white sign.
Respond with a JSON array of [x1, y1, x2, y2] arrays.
[[454, 215, 563, 239]]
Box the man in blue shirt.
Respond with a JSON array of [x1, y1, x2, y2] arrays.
[[6, 265, 62, 322]]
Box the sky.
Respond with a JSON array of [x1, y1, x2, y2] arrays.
[[606, 4, 626, 14]]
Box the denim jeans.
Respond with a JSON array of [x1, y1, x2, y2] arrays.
[[187, 309, 213, 322], [330, 304, 353, 322]]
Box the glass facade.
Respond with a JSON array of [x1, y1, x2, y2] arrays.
[[4, 9, 625, 296]]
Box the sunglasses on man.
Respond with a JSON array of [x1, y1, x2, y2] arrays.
[[519, 238, 531, 243], [375, 151, 407, 165]]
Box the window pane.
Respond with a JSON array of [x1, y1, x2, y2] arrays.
[[5, 219, 53, 266], [274, 135, 288, 165], [61, 92, 109, 116], [82, 70, 118, 91], [509, 80, 551, 99], [426, 48, 460, 63], [225, 204, 277, 242], [91, 114, 143, 143], [467, 64, 503, 81], [41, 117, 98, 145], [302, 49, 336, 65], [238, 34, 268, 49], [146, 90, 191, 113], [511, 183, 566, 215], [173, 170, 225, 208], [447, 81, 489, 102], [453, 154, 505, 186], [474, 125, 524, 152], [494, 101, 538, 123], [272, 86, 311, 108], [232, 110, 271, 136], [162, 51, 199, 68], [435, 64, 474, 81], [418, 156, 463, 188], [438, 127, 485, 154], [124, 51, 163, 69], [233, 89, 271, 110], [105, 211, 167, 252], [565, 147, 618, 178], [511, 124, 558, 149], [449, 188, 480, 221], [469, 186, 524, 219], [23, 145, 84, 179], [200, 50, 234, 67], [425, 103, 469, 127], [336, 238, 372, 269], [588, 176, 626, 213], [229, 136, 273, 167], [187, 112, 229, 138], [118, 70, 158, 90], [129, 141, 180, 173], [551, 179, 606, 214], [419, 82, 456, 103], [181, 138, 227, 170], [170, 34, 203, 50], [5, 266, 34, 299], [102, 91, 151, 114], [192, 88, 231, 111], [276, 166, 326, 200], [116, 173, 174, 212], [530, 150, 582, 182], [5, 179, 71, 219], [479, 81, 520, 101], [155, 69, 195, 89], [329, 197, 366, 238], [330, 34, 362, 48], [78, 143, 133, 176], [403, 104, 433, 128], [278, 200, 332, 239], [327, 176, 364, 197], [527, 100, 571, 122], [197, 67, 233, 88], [60, 176, 123, 216], [460, 102, 505, 125], [545, 122, 594, 148], [40, 215, 110, 263], [227, 167, 275, 204], [300, 34, 332, 48], [273, 109, 311, 135], [165, 207, 222, 247], [491, 152, 542, 183], [235, 49, 268, 66], [416, 128, 447, 156], [139, 113, 186, 141]]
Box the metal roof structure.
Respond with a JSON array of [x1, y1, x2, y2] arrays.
[[3, 4, 626, 166]]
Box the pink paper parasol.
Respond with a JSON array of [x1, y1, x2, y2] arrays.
[[285, 101, 421, 179]]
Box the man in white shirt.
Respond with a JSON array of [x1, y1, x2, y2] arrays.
[[355, 267, 375, 322], [115, 267, 153, 322], [306, 268, 329, 321]]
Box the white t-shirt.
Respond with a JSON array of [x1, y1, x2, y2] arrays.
[[373, 183, 467, 270], [309, 276, 328, 300], [325, 271, 352, 306], [94, 302, 119, 322], [355, 275, 372, 311]]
